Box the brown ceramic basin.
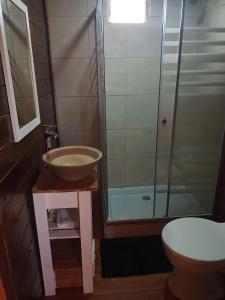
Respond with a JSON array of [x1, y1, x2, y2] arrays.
[[42, 146, 102, 182]]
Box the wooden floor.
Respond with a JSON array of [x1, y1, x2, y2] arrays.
[[42, 273, 177, 300], [42, 239, 177, 300]]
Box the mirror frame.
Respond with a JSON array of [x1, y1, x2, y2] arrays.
[[0, 0, 40, 142]]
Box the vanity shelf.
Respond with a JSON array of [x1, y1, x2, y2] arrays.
[[48, 221, 80, 240], [49, 228, 80, 240], [32, 169, 98, 296], [51, 239, 82, 288]]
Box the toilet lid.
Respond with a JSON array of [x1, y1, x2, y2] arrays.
[[162, 218, 225, 262]]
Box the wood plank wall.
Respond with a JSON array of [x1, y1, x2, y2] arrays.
[[0, 0, 56, 299], [0, 205, 17, 300]]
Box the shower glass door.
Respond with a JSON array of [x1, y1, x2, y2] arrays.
[[97, 0, 225, 221], [103, 0, 162, 221], [154, 0, 184, 218], [156, 0, 225, 217], [96, 0, 109, 220], [168, 0, 225, 217]]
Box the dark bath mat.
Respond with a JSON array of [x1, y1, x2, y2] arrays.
[[100, 235, 173, 278]]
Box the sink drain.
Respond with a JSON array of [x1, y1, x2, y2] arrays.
[[142, 195, 151, 201]]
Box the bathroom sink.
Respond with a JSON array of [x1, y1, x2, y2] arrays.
[[42, 146, 102, 182]]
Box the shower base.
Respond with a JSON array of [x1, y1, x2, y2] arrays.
[[108, 186, 207, 221]]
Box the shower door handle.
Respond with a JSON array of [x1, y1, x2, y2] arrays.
[[161, 117, 167, 127]]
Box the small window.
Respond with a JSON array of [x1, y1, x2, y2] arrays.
[[108, 0, 147, 24]]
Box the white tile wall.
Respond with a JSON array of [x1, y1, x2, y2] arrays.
[[106, 96, 126, 129], [126, 128, 156, 159], [215, 5, 225, 40], [104, 20, 126, 58], [126, 58, 160, 95], [104, 0, 203, 187], [58, 97, 97, 130], [89, 18, 98, 58], [166, 0, 202, 18], [60, 129, 99, 147], [126, 95, 158, 128], [127, 18, 162, 58], [108, 159, 125, 187], [105, 58, 126, 95], [48, 17, 90, 59], [47, 0, 211, 188], [149, 0, 164, 17], [46, 0, 88, 17], [88, 0, 97, 15], [165, 0, 225, 207], [107, 130, 126, 159], [52, 59, 92, 97], [126, 158, 155, 186], [104, 0, 162, 187], [46, 0, 99, 147]]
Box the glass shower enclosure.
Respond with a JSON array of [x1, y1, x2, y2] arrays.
[[96, 0, 225, 221]]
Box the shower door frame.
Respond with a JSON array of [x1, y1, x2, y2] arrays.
[[97, 0, 225, 232], [154, 0, 187, 218], [214, 136, 225, 222], [157, 0, 225, 219], [96, 0, 109, 222]]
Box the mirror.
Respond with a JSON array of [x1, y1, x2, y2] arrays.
[[0, 0, 40, 142]]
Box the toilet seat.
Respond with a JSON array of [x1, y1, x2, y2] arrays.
[[162, 217, 225, 262]]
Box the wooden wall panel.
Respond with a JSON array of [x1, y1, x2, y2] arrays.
[[0, 0, 57, 299], [0, 134, 44, 300], [0, 87, 8, 116], [0, 115, 12, 148], [38, 94, 56, 125], [0, 206, 17, 300]]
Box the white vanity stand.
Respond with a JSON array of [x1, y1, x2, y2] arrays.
[[32, 169, 98, 296]]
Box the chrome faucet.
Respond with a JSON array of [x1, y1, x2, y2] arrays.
[[41, 124, 58, 151]]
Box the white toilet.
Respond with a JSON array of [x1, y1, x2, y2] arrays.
[[162, 217, 225, 300]]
